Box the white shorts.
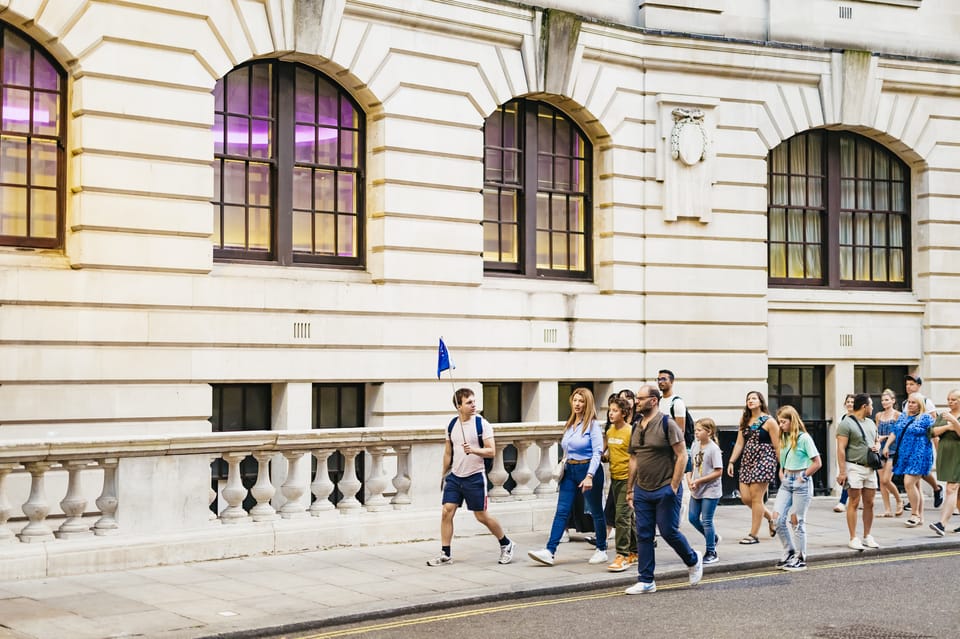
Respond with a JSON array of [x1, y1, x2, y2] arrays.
[[845, 462, 878, 490]]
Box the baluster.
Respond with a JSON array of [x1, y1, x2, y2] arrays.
[[310, 450, 336, 515], [249, 452, 278, 522], [534, 440, 558, 496], [220, 452, 251, 524], [94, 458, 119, 536], [208, 455, 219, 521], [364, 447, 391, 511], [0, 464, 17, 543], [57, 460, 93, 539], [390, 445, 411, 509], [336, 448, 362, 514], [487, 443, 510, 501], [19, 462, 54, 542], [279, 451, 308, 519], [510, 441, 535, 500]]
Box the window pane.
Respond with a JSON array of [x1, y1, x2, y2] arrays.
[[292, 166, 311, 210], [554, 156, 570, 190], [769, 208, 785, 241], [839, 212, 852, 244], [769, 244, 786, 278], [875, 181, 889, 211], [790, 138, 806, 176], [787, 209, 803, 242], [772, 175, 787, 205], [551, 233, 567, 270], [30, 139, 57, 187], [840, 178, 855, 209], [248, 163, 270, 206], [790, 176, 805, 205], [0, 135, 27, 184], [874, 150, 889, 180], [483, 188, 498, 221], [250, 64, 271, 117], [858, 178, 872, 209], [249, 118, 270, 159], [501, 222, 517, 263], [536, 230, 550, 268], [295, 125, 315, 163], [807, 177, 822, 207], [500, 191, 516, 223], [225, 66, 249, 113], [222, 205, 246, 248], [317, 127, 337, 165], [805, 245, 821, 279], [32, 91, 58, 136], [857, 142, 872, 178], [338, 173, 356, 213], [855, 212, 869, 244], [315, 212, 335, 254], [840, 246, 852, 280], [0, 185, 26, 235], [892, 182, 905, 212], [222, 160, 245, 203], [225, 116, 249, 156], [213, 113, 224, 154], [855, 247, 869, 280], [32, 54, 58, 91], [840, 135, 855, 178], [292, 210, 312, 252], [807, 133, 822, 174], [571, 158, 585, 192], [805, 210, 821, 243], [2, 32, 30, 86], [485, 148, 502, 182], [890, 249, 904, 282], [484, 108, 501, 147], [340, 386, 360, 427], [872, 215, 886, 246], [483, 218, 500, 256], [771, 144, 787, 174], [788, 244, 804, 278], [337, 214, 355, 256], [551, 196, 566, 231], [872, 247, 887, 281], [316, 81, 338, 127], [248, 207, 270, 250], [29, 189, 55, 237], [569, 232, 583, 271], [340, 130, 357, 167], [537, 153, 552, 189], [536, 192, 549, 229], [569, 196, 583, 232], [2, 88, 30, 133], [555, 117, 571, 155], [315, 170, 334, 211], [295, 68, 315, 122]]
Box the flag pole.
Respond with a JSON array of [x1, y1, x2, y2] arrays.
[[439, 336, 468, 446]]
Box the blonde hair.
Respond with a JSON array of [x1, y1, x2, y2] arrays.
[[565, 387, 598, 435], [906, 392, 925, 415], [776, 405, 807, 452], [694, 417, 718, 444]]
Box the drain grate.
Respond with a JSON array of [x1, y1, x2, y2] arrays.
[[814, 625, 934, 639]]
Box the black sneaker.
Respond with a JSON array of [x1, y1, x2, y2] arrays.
[[702, 551, 719, 565], [776, 551, 796, 569], [783, 555, 807, 572], [933, 486, 944, 508], [930, 522, 946, 537]]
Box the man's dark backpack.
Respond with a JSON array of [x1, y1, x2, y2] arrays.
[[447, 416, 494, 474], [669, 397, 696, 448]]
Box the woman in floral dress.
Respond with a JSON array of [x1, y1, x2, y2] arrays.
[[726, 391, 780, 544], [891, 393, 935, 527]]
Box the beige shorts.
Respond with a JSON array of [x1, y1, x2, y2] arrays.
[[845, 461, 878, 490]]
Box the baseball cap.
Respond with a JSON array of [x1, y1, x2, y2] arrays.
[[905, 374, 923, 385]]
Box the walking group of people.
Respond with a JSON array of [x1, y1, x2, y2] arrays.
[[426, 373, 960, 595]]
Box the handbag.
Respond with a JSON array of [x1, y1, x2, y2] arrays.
[[851, 417, 883, 470], [552, 456, 567, 482]]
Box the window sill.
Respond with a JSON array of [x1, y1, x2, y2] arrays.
[[767, 287, 923, 314], [212, 261, 373, 284], [482, 273, 599, 295]]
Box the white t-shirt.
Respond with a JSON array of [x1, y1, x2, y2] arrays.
[[690, 440, 723, 499], [449, 416, 493, 478]]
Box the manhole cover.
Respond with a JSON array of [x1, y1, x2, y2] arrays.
[[814, 625, 935, 639]]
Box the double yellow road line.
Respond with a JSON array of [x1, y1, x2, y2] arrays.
[[303, 549, 960, 638]]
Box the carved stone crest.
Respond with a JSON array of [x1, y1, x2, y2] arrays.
[[670, 107, 708, 166]]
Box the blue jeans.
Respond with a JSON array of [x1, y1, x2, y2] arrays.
[[633, 483, 697, 583], [547, 462, 606, 554], [775, 471, 813, 557], [687, 496, 719, 553]]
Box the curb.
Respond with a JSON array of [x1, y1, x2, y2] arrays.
[[197, 538, 960, 639]]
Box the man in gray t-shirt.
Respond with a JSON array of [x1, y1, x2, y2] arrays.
[[623, 384, 702, 594]]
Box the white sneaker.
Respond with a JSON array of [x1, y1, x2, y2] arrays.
[[863, 535, 880, 549], [848, 537, 865, 551], [588, 549, 609, 565], [560, 531, 570, 543], [833, 503, 845, 513], [498, 540, 515, 564], [426, 553, 452, 567], [527, 548, 555, 566], [688, 550, 703, 586], [625, 581, 657, 594]]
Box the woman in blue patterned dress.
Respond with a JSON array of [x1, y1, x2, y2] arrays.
[[876, 388, 903, 517], [891, 392, 935, 527]]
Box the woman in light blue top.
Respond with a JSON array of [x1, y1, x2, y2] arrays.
[[772, 405, 821, 572], [528, 387, 608, 566]]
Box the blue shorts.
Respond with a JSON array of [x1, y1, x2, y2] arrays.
[[442, 472, 487, 511]]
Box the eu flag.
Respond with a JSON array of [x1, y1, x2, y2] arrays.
[[437, 338, 454, 378]]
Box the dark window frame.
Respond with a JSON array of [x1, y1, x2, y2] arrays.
[[209, 383, 272, 513], [0, 23, 66, 250], [768, 130, 911, 290], [483, 99, 593, 280], [213, 61, 365, 268], [312, 382, 366, 505]]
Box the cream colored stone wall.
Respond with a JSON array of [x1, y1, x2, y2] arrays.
[[0, 0, 958, 465]]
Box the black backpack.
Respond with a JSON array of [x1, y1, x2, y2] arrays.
[[669, 396, 696, 448], [447, 416, 493, 474]]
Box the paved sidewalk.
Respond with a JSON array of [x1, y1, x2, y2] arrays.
[[1, 496, 958, 639]]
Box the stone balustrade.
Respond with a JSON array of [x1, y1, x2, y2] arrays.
[[0, 424, 562, 546]]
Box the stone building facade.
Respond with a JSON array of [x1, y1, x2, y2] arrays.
[[1, 0, 959, 487]]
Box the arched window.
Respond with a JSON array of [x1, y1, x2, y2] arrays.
[[768, 131, 909, 288], [483, 99, 592, 279], [0, 25, 64, 249], [212, 62, 364, 266]]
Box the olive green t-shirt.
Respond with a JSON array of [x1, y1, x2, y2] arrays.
[[837, 415, 877, 466], [628, 411, 684, 491]]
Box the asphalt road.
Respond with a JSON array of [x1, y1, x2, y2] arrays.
[[281, 548, 958, 639]]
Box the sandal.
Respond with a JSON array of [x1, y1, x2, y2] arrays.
[[879, 512, 893, 518], [768, 518, 777, 537], [905, 516, 921, 527], [738, 534, 759, 545], [895, 504, 904, 517]]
